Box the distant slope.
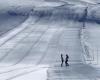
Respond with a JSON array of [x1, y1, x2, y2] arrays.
[[0, 13, 28, 36]]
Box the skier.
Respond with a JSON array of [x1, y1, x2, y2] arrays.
[[65, 54, 69, 66], [61, 54, 64, 67]]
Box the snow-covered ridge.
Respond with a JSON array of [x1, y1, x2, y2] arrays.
[[6, 3, 100, 23]]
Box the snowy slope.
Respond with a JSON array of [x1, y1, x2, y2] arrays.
[[0, 13, 28, 36], [81, 22, 100, 66], [0, 0, 100, 80], [0, 8, 85, 80]]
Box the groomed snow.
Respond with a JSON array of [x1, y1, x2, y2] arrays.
[[0, 0, 100, 80], [12, 69, 47, 80]]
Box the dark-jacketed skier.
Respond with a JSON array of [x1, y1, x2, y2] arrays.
[[65, 54, 69, 66], [61, 54, 64, 67]]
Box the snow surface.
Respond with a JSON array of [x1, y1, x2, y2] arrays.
[[0, 0, 100, 80], [0, 12, 99, 80], [81, 22, 100, 67]]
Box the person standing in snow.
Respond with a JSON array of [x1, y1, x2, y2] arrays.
[[61, 54, 64, 67], [82, 7, 88, 28], [65, 54, 69, 66]]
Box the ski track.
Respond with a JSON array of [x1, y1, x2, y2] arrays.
[[15, 15, 53, 65], [0, 14, 53, 75], [0, 20, 83, 80], [0, 23, 54, 80], [0, 17, 40, 65], [0, 16, 41, 63]]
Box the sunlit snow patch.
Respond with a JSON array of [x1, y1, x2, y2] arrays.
[[11, 65, 48, 80], [35, 2, 65, 7], [80, 0, 96, 4]]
